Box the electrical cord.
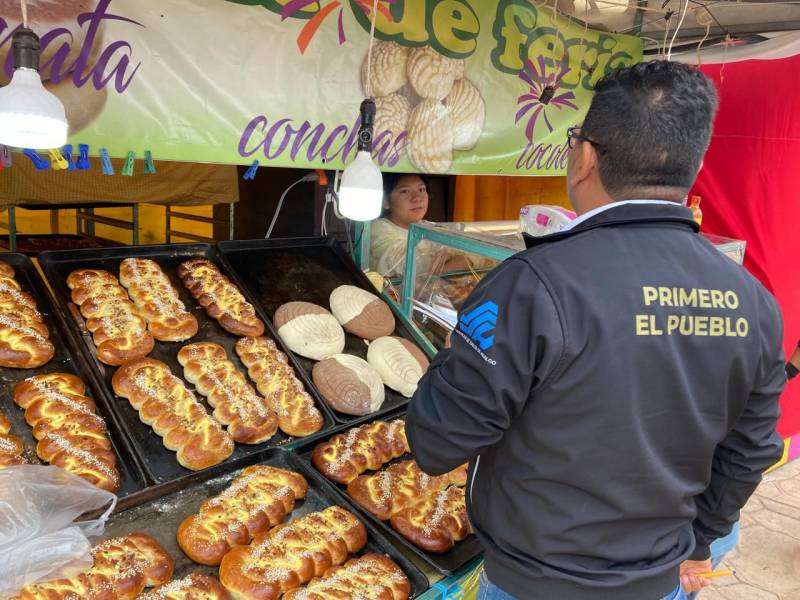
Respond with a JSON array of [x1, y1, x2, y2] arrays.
[[20, 0, 27, 27], [668, 0, 691, 60], [364, 0, 379, 98], [264, 172, 317, 239]]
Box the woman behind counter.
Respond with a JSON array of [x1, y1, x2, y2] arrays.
[[369, 173, 431, 279]]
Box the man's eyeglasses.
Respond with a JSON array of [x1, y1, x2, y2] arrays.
[[567, 127, 607, 154]]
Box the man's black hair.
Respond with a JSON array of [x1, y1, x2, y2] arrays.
[[582, 60, 719, 198]]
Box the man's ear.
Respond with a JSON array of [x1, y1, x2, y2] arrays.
[[572, 141, 598, 188]]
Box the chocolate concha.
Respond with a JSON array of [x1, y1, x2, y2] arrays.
[[274, 302, 345, 361], [329, 285, 395, 341], [313, 354, 385, 416], [367, 336, 429, 398]]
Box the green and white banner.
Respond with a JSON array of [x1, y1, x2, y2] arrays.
[[0, 0, 642, 174]]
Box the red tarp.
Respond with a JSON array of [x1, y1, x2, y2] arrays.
[[691, 56, 800, 438]]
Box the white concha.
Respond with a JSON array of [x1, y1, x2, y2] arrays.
[[406, 46, 464, 101], [367, 336, 430, 398], [275, 302, 345, 361], [375, 94, 411, 141], [362, 41, 410, 97], [313, 353, 386, 415], [329, 285, 395, 340], [407, 100, 454, 174], [332, 354, 385, 411], [444, 78, 485, 151]]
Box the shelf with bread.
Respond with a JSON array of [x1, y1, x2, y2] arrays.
[[216, 238, 433, 427], [294, 408, 482, 575], [38, 244, 337, 485], [0, 253, 146, 496], [81, 447, 427, 600]]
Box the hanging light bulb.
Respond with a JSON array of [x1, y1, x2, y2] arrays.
[[0, 18, 68, 150], [338, 98, 383, 221], [337, 0, 383, 222]]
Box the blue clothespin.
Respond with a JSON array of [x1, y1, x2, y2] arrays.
[[100, 148, 114, 175], [243, 160, 259, 180], [143, 150, 156, 174], [0, 145, 11, 168], [122, 151, 135, 176], [23, 149, 50, 170], [76, 144, 91, 170], [62, 145, 76, 171]]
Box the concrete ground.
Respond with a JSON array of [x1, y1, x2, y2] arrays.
[[700, 458, 800, 599]]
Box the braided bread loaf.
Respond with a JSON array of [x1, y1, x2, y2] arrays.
[[235, 337, 323, 438], [312, 419, 408, 484], [112, 358, 234, 471], [219, 506, 367, 600], [12, 532, 174, 600], [0, 262, 55, 368], [177, 342, 278, 445], [346, 460, 467, 521], [390, 486, 472, 553], [283, 553, 410, 600], [0, 412, 25, 468], [177, 465, 308, 566], [177, 259, 264, 337], [13, 373, 120, 492], [140, 574, 231, 600], [67, 269, 154, 366], [119, 258, 199, 342]]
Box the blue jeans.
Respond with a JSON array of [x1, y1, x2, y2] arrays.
[[477, 572, 687, 600]]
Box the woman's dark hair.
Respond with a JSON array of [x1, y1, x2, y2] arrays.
[[381, 173, 430, 218]]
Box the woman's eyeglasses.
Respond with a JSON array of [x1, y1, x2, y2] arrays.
[[567, 127, 607, 154]]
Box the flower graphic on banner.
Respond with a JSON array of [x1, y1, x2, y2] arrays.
[[227, 0, 395, 54], [515, 55, 578, 143]]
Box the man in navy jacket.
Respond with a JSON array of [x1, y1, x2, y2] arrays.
[[406, 61, 786, 600]]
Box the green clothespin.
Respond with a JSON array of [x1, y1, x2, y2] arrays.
[[122, 151, 135, 176], [144, 150, 156, 174]]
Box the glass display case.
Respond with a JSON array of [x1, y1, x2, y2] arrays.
[[392, 221, 747, 354]]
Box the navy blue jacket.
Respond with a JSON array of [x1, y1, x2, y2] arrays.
[[406, 202, 786, 600]]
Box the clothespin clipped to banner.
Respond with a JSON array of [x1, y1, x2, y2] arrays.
[[0, 145, 11, 169], [23, 149, 50, 170], [122, 151, 135, 176], [100, 148, 114, 175], [144, 150, 156, 174], [76, 144, 91, 170], [62, 145, 76, 172], [243, 160, 259, 180], [48, 148, 69, 171]]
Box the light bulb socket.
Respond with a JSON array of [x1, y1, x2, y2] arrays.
[[357, 98, 377, 152], [539, 85, 556, 105], [12, 27, 40, 71]]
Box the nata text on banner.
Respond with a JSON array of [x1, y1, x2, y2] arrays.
[[0, 0, 642, 175]]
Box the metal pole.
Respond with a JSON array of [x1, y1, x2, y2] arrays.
[[8, 206, 16, 253], [132, 205, 139, 245]]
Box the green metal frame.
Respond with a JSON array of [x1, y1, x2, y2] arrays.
[[400, 223, 516, 317]]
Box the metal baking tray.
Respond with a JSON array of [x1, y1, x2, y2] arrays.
[[102, 448, 429, 597], [292, 409, 483, 576], [37, 244, 336, 485], [0, 252, 146, 497], [217, 238, 429, 425]]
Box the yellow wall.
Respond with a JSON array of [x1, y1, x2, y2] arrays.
[[2, 205, 213, 244], [454, 175, 570, 222]]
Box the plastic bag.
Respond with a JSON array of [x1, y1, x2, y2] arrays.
[[519, 205, 576, 236], [0, 465, 117, 598]]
